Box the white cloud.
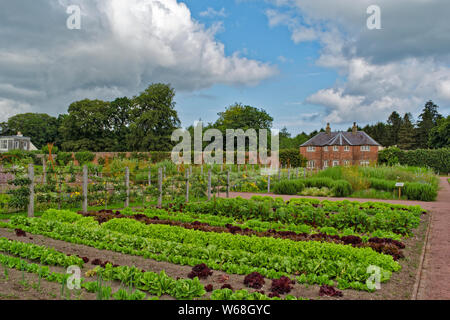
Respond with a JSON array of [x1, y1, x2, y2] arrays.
[[0, 0, 276, 118], [269, 0, 450, 124]]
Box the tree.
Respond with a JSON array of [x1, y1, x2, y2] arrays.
[[361, 122, 389, 147], [127, 83, 181, 151], [428, 115, 450, 148], [110, 97, 132, 151], [213, 103, 273, 132], [415, 100, 442, 149], [2, 113, 59, 149], [397, 113, 415, 150], [386, 111, 402, 146], [59, 99, 115, 151]]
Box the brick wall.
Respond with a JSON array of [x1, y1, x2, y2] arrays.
[[300, 145, 379, 170]]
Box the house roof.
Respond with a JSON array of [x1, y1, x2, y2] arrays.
[[0, 136, 31, 140], [301, 131, 380, 147]]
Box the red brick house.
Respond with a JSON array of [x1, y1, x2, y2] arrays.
[[300, 123, 381, 170]]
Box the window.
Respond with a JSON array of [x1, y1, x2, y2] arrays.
[[307, 160, 315, 168], [332, 160, 339, 167], [14, 141, 19, 149], [344, 160, 350, 166], [333, 146, 339, 151], [307, 146, 316, 152], [360, 161, 370, 166], [324, 146, 328, 152], [323, 160, 328, 168], [344, 146, 350, 152], [361, 146, 370, 152], [0, 140, 7, 150]]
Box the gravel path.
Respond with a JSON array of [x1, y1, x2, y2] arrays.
[[218, 177, 450, 300]]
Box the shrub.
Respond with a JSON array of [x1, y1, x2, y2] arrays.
[[404, 182, 437, 201], [279, 149, 307, 167], [331, 180, 353, 197], [97, 156, 106, 166], [57, 152, 73, 166], [75, 151, 95, 165], [272, 180, 305, 195], [369, 178, 396, 192]]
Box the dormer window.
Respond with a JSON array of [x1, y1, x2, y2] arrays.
[[333, 146, 339, 151], [361, 146, 370, 152], [344, 146, 350, 151], [307, 146, 316, 152]]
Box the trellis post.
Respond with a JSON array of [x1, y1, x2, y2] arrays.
[[42, 157, 47, 185], [148, 167, 151, 187], [82, 165, 88, 213], [207, 169, 212, 201], [158, 167, 163, 208], [226, 170, 230, 198], [125, 167, 130, 208], [28, 164, 34, 217], [267, 174, 271, 193], [185, 171, 189, 203]]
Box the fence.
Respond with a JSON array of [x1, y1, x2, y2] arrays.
[[0, 163, 311, 215]]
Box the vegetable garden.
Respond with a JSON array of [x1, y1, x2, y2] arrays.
[[0, 154, 434, 300]]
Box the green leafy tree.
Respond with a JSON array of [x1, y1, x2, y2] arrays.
[[415, 100, 442, 149], [110, 97, 132, 151], [127, 83, 181, 151], [428, 115, 450, 148], [59, 99, 115, 151], [213, 103, 273, 132], [1, 113, 59, 149]]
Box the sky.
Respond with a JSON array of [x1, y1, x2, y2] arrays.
[[0, 0, 449, 136]]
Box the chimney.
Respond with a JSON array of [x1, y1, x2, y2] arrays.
[[352, 122, 357, 135], [326, 123, 331, 135]]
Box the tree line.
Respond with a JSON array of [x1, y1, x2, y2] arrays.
[[0, 82, 448, 152]]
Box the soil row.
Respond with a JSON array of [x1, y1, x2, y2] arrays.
[[79, 209, 406, 260]]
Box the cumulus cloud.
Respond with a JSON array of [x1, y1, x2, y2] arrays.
[[0, 0, 276, 118], [269, 0, 450, 124]]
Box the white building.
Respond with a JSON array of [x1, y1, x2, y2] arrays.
[[0, 132, 38, 152]]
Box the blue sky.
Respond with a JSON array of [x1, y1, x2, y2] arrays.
[[0, 0, 449, 135], [177, 0, 338, 134]]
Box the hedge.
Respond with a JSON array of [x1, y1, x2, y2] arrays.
[[74, 151, 95, 165], [379, 147, 450, 174], [272, 178, 352, 197]]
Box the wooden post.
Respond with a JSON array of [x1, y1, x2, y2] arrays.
[[28, 164, 34, 217], [186, 172, 189, 203], [148, 167, 151, 187], [82, 165, 88, 213], [207, 169, 211, 201], [58, 179, 62, 210], [267, 174, 271, 193], [158, 167, 162, 208], [42, 157, 47, 185], [125, 167, 130, 208], [226, 170, 230, 198]]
